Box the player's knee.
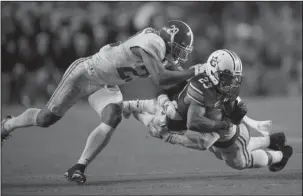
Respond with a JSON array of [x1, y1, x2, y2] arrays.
[[36, 108, 61, 127], [101, 103, 122, 128], [226, 159, 247, 170]]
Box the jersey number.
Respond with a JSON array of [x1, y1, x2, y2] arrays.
[[198, 77, 212, 89], [117, 66, 149, 82]]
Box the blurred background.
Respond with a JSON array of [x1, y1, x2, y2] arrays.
[[1, 2, 302, 106]]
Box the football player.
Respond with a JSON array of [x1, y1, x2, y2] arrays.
[[123, 49, 293, 172], [1, 20, 205, 184]]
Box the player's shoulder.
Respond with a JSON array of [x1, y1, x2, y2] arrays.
[[189, 72, 212, 92], [136, 28, 166, 60], [141, 28, 165, 43], [186, 70, 217, 106]]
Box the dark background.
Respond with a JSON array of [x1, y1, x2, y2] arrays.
[[1, 2, 302, 106], [1, 3, 302, 195]]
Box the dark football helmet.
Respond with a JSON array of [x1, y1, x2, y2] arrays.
[[159, 20, 194, 66]]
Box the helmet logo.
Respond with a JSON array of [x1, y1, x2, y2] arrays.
[[167, 25, 179, 38], [210, 56, 219, 68]]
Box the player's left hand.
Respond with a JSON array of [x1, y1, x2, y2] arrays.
[[231, 100, 247, 125]]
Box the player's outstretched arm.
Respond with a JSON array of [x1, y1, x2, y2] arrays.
[[139, 48, 195, 86], [186, 102, 229, 133]]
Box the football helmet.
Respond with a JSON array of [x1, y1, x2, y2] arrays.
[[159, 20, 194, 67], [205, 49, 243, 100]]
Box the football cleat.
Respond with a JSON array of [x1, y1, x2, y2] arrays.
[[64, 164, 87, 184], [269, 145, 293, 172], [268, 132, 286, 150], [1, 115, 13, 145]]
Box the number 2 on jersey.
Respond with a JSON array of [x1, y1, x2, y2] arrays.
[[117, 66, 150, 82], [198, 77, 212, 89]]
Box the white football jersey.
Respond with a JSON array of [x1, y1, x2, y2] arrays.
[[85, 28, 166, 85]]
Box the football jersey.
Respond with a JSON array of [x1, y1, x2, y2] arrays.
[[171, 70, 237, 141], [85, 28, 166, 85], [166, 67, 228, 132]]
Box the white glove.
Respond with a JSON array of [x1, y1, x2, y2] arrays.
[[163, 100, 178, 119], [190, 63, 206, 76]]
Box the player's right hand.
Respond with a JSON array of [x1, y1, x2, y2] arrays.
[[190, 63, 206, 76], [230, 100, 247, 125], [216, 116, 232, 131]]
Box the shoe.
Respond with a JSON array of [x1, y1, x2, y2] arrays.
[[268, 132, 286, 150], [269, 145, 293, 172], [64, 164, 87, 184], [1, 115, 13, 145]]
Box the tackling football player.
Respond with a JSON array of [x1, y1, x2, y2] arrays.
[[124, 49, 293, 172], [1, 20, 205, 184]]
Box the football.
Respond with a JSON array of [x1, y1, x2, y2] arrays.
[[205, 108, 223, 121], [223, 101, 236, 117]]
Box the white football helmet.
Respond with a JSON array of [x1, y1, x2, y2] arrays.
[[205, 49, 243, 100]]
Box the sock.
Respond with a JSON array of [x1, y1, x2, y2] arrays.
[[4, 108, 41, 133], [77, 123, 115, 167], [242, 116, 258, 131], [247, 136, 270, 151], [266, 150, 283, 165], [242, 116, 272, 136], [123, 99, 156, 114], [250, 149, 283, 168]]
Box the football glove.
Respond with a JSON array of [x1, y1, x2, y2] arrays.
[[163, 100, 178, 119], [190, 63, 206, 76], [230, 100, 247, 125]]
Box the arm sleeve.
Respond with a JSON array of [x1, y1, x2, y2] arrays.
[[186, 81, 205, 106], [187, 102, 227, 133], [134, 33, 166, 61]]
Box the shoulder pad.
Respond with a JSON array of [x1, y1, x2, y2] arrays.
[[137, 33, 166, 61], [187, 80, 205, 106]]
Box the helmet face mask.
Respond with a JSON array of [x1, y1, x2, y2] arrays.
[[218, 71, 242, 100], [171, 42, 193, 64]]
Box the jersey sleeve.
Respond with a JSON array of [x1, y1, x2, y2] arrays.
[[135, 33, 166, 61], [186, 79, 205, 106]]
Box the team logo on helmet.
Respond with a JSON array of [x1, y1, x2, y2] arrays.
[[209, 56, 219, 68], [167, 25, 180, 39]]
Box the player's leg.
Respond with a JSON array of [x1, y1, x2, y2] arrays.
[[183, 130, 220, 150], [244, 114, 286, 151], [232, 124, 293, 171], [65, 86, 123, 184], [247, 133, 286, 152], [1, 58, 89, 144], [249, 149, 282, 168], [123, 99, 157, 118], [222, 124, 251, 170], [242, 116, 272, 136], [248, 146, 293, 172], [236, 97, 272, 136]]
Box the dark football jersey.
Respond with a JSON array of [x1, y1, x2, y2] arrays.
[[186, 72, 225, 109], [165, 72, 228, 131]]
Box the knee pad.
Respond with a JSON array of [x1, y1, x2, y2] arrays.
[[101, 103, 122, 128], [36, 108, 61, 127]]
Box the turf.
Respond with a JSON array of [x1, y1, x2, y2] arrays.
[[1, 96, 302, 195]]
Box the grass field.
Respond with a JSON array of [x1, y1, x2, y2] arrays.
[[1, 96, 302, 195]]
